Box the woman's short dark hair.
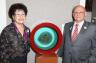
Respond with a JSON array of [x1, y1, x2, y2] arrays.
[[8, 3, 28, 20]]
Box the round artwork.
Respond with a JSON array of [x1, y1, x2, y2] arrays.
[[30, 22, 62, 54]]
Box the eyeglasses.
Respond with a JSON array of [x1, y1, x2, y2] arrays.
[[15, 14, 25, 17], [73, 12, 85, 14]]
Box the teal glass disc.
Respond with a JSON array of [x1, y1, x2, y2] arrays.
[[34, 27, 58, 50]]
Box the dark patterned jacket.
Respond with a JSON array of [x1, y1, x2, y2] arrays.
[[0, 23, 30, 63]]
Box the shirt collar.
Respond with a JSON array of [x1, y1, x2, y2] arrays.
[[74, 20, 84, 26]]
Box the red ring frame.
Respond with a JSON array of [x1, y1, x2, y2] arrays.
[[30, 22, 62, 55]]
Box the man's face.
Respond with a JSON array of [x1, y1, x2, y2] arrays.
[[72, 6, 86, 23]]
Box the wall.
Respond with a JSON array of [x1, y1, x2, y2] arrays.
[[0, 0, 6, 33], [6, 0, 80, 30]]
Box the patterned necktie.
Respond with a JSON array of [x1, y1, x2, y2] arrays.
[[71, 24, 78, 42]]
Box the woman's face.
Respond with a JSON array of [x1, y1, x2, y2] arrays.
[[12, 9, 26, 24]]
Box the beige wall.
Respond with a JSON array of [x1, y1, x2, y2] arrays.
[[6, 0, 80, 30], [0, 0, 6, 33]]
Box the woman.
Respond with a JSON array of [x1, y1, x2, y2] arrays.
[[0, 3, 30, 63]]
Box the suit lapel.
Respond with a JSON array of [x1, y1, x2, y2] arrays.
[[69, 22, 74, 42], [75, 21, 89, 43], [79, 21, 88, 34]]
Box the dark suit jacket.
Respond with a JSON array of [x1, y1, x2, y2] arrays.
[[57, 21, 96, 63]]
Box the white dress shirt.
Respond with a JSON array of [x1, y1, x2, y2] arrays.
[[71, 21, 84, 36]]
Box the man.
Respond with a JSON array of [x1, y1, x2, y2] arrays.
[[57, 5, 96, 63]]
